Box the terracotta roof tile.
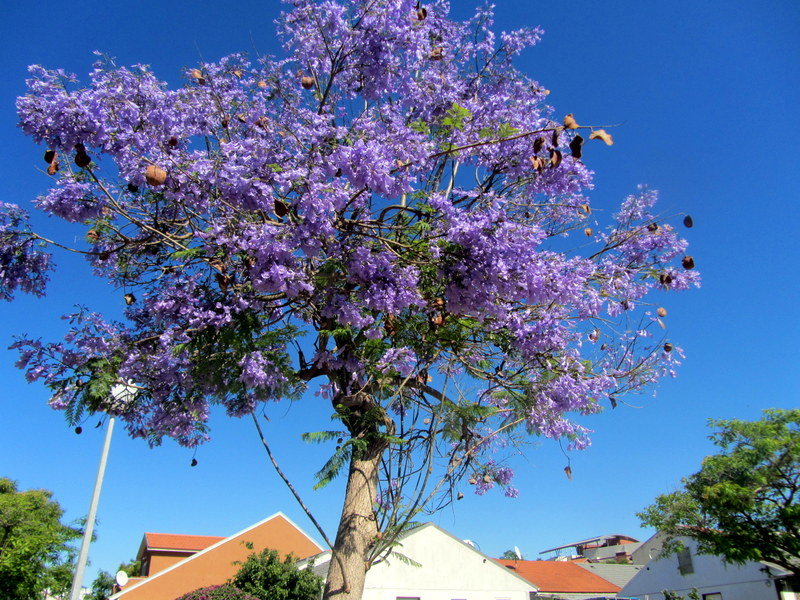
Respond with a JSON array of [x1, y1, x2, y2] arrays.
[[498, 559, 621, 594], [144, 532, 224, 552]]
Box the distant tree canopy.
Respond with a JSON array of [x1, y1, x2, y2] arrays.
[[230, 548, 323, 600], [500, 549, 520, 560], [0, 477, 81, 600], [639, 409, 800, 574], [88, 558, 141, 600]]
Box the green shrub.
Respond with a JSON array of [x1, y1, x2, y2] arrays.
[[230, 549, 323, 600], [176, 584, 261, 600]]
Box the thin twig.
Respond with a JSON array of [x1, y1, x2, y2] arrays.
[[250, 412, 349, 593]]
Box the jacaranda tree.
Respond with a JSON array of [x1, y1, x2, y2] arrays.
[[3, 2, 699, 599]]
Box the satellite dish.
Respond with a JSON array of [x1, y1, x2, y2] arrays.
[[115, 571, 129, 587], [514, 545, 523, 560]]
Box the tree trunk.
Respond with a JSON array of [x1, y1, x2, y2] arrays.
[[322, 446, 381, 600]]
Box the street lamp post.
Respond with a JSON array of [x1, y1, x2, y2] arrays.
[[69, 383, 137, 600]]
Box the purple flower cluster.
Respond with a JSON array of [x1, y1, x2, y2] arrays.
[[0, 203, 51, 300]]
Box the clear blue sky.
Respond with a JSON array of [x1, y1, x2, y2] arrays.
[[1, 0, 798, 588]]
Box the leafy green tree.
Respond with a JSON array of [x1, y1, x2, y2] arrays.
[[0, 477, 81, 600], [500, 549, 520, 560], [230, 548, 323, 600], [639, 409, 800, 574], [88, 558, 141, 600]]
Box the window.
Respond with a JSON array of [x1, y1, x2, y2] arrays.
[[677, 547, 694, 575], [702, 594, 722, 600]]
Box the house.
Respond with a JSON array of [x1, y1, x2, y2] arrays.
[[617, 534, 799, 600], [539, 535, 643, 563], [298, 522, 536, 600], [109, 512, 324, 600], [498, 559, 623, 599]]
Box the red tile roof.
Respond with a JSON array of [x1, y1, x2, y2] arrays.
[[144, 532, 225, 552], [498, 559, 621, 594]]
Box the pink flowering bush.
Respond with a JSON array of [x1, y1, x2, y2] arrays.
[[6, 1, 698, 599]]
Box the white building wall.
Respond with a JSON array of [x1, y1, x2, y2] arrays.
[[619, 538, 782, 600], [359, 525, 532, 600]]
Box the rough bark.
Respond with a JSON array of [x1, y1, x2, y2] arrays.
[[322, 446, 382, 600]]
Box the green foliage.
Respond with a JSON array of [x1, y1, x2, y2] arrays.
[[662, 589, 700, 600], [440, 102, 471, 131], [176, 584, 261, 600], [499, 549, 519, 560], [0, 477, 81, 600], [639, 409, 800, 574], [229, 548, 323, 600], [87, 558, 140, 600]]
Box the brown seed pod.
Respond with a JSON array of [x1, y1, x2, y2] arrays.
[[145, 165, 167, 186], [569, 134, 584, 159], [416, 6, 427, 19], [657, 307, 668, 317], [431, 313, 445, 327], [468, 477, 476, 485], [683, 215, 694, 228], [127, 183, 139, 193], [647, 222, 659, 232], [87, 229, 100, 243], [659, 272, 673, 286], [533, 136, 545, 154], [274, 199, 289, 217], [47, 160, 59, 175], [190, 458, 198, 467], [300, 75, 315, 89], [457, 492, 464, 500], [215, 273, 230, 292], [483, 474, 492, 483], [580, 203, 591, 215], [257, 80, 268, 89], [584, 227, 593, 237], [124, 293, 136, 305], [610, 397, 618, 409], [663, 342, 673, 353], [44, 150, 56, 164], [168, 136, 179, 147], [529, 156, 545, 171], [563, 113, 579, 129], [682, 255, 695, 270], [551, 128, 560, 146], [589, 129, 614, 145], [232, 69, 243, 79], [221, 116, 230, 128], [549, 148, 563, 168], [429, 46, 444, 60], [75, 426, 82, 435], [74, 152, 91, 168], [189, 69, 205, 84]]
